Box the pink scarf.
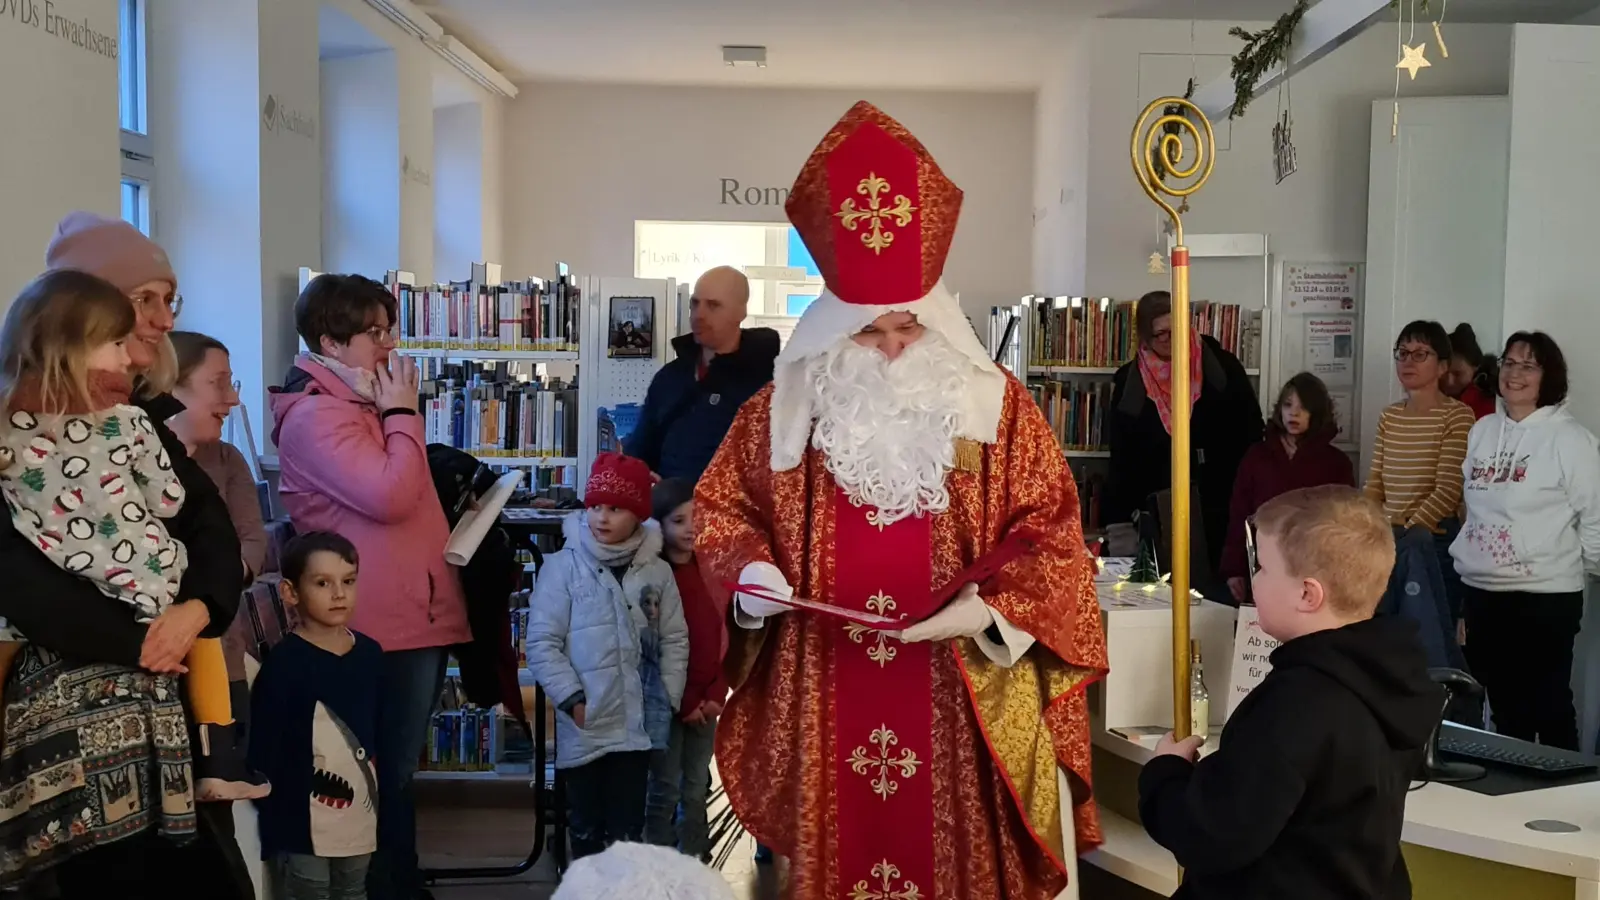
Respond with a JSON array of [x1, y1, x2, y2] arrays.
[[1136, 333, 1202, 435]]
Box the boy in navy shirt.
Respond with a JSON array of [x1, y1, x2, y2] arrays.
[[250, 531, 383, 898]]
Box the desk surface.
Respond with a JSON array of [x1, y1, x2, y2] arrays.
[[1092, 728, 1600, 882]]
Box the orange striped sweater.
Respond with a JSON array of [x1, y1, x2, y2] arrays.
[[1363, 399, 1476, 532]]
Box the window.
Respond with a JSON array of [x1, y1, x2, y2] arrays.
[[118, 0, 144, 134], [119, 0, 154, 236], [120, 180, 149, 235]]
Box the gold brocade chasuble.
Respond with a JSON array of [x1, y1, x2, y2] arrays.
[[696, 378, 1110, 900]]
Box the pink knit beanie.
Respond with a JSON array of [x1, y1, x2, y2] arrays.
[[44, 211, 176, 294]]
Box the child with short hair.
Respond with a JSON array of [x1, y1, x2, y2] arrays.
[[1139, 485, 1440, 900], [644, 477, 728, 860], [249, 531, 383, 899], [0, 269, 262, 801], [526, 453, 689, 859]]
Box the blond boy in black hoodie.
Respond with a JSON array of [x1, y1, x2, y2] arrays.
[[1139, 485, 1441, 900]]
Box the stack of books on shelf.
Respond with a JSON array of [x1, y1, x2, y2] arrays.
[[1026, 297, 1261, 370], [1073, 466, 1107, 537], [419, 676, 506, 773], [390, 274, 580, 351], [1029, 380, 1113, 452], [418, 361, 579, 463]]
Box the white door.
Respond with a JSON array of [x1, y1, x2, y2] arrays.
[[1360, 96, 1509, 476]]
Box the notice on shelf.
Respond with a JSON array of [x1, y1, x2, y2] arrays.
[[1330, 390, 1354, 440], [1284, 263, 1360, 315], [1227, 605, 1282, 718], [1305, 316, 1357, 387]]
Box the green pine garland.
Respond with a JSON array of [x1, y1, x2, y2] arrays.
[[1227, 0, 1308, 120]]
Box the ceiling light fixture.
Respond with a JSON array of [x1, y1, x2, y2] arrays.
[[722, 45, 767, 68]]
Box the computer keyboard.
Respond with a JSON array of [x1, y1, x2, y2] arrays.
[[1438, 734, 1599, 777]]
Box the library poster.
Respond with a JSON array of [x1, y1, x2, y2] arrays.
[[1283, 263, 1359, 315], [608, 296, 655, 359], [1304, 317, 1356, 386]]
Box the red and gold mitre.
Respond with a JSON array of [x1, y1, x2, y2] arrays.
[[785, 101, 963, 307]]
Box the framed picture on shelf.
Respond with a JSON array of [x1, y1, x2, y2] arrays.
[[607, 295, 655, 359]]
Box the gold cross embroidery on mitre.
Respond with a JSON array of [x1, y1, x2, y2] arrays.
[[848, 725, 921, 801], [835, 172, 918, 255], [844, 591, 898, 668], [850, 860, 923, 900]]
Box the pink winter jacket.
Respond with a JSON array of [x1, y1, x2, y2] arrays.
[[269, 356, 469, 652]]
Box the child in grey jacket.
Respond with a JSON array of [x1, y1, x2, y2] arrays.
[[526, 452, 689, 859]]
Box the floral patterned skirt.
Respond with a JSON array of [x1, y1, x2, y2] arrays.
[[0, 646, 196, 885]]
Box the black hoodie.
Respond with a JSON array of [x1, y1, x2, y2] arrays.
[[626, 327, 780, 481], [1138, 616, 1441, 900]]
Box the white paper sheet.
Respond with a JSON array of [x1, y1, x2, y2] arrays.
[[445, 471, 524, 566]]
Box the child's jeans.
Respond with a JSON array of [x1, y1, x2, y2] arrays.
[[273, 852, 371, 900], [563, 750, 650, 859], [645, 716, 717, 858]]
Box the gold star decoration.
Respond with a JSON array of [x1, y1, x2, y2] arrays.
[[1397, 43, 1432, 80]]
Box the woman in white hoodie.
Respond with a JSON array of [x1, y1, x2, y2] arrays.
[[1450, 332, 1600, 750]]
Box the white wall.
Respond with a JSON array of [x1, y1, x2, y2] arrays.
[[322, 52, 400, 277], [1032, 31, 1093, 296], [0, 0, 119, 305], [434, 102, 484, 280], [1080, 20, 1514, 305], [502, 84, 1035, 320]]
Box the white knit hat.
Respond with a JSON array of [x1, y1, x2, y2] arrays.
[[552, 843, 737, 900]]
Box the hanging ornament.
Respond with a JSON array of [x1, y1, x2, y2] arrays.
[[1396, 43, 1431, 79], [1433, 0, 1450, 58], [1273, 111, 1299, 184], [1148, 252, 1168, 275]]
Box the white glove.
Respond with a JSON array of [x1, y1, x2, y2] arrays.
[[896, 583, 994, 643], [734, 562, 794, 627]]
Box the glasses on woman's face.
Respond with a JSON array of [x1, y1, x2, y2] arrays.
[[130, 291, 183, 319], [1500, 356, 1542, 375], [362, 325, 395, 345], [1393, 347, 1436, 364]]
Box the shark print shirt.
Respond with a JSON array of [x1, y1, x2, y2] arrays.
[[0, 405, 187, 633], [249, 631, 383, 858]]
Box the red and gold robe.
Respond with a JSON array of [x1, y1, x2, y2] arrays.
[[696, 374, 1109, 900]]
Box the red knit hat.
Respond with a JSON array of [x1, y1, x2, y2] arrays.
[[584, 453, 653, 520]]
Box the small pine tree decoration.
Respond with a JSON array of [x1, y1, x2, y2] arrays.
[[131, 469, 149, 488], [19, 468, 46, 493], [99, 416, 121, 439], [1129, 514, 1162, 584], [145, 554, 163, 576], [98, 514, 119, 539]]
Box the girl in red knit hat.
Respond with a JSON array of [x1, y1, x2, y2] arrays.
[[524, 452, 689, 859]]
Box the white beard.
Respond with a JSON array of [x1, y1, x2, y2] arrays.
[[805, 331, 969, 526]]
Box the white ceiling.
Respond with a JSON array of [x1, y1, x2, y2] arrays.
[[417, 0, 1600, 91], [318, 4, 389, 60]]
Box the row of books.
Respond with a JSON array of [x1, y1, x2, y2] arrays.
[[391, 275, 581, 352], [419, 687, 506, 772], [419, 369, 579, 460], [1075, 468, 1108, 535], [1030, 379, 1114, 452], [1027, 298, 1261, 368]]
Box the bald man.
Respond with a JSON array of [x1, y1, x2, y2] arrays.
[[626, 266, 780, 481]]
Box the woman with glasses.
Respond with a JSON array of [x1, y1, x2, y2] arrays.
[[268, 273, 468, 900], [1107, 290, 1265, 587], [1449, 332, 1600, 750], [1365, 321, 1476, 626], [0, 213, 251, 898]]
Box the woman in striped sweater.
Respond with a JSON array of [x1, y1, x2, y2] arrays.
[[1365, 320, 1477, 625]]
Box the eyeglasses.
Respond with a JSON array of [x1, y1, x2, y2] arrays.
[[362, 325, 396, 344], [131, 292, 183, 318], [1393, 347, 1436, 363], [1500, 356, 1542, 375], [1245, 515, 1261, 578]]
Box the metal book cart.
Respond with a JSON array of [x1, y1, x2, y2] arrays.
[[423, 513, 572, 886]]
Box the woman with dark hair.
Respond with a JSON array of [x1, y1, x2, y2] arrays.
[[169, 331, 267, 580], [1365, 320, 1476, 627], [1219, 372, 1356, 602], [269, 274, 468, 900], [1444, 323, 1497, 420], [1107, 291, 1264, 580], [1450, 331, 1600, 750], [0, 213, 248, 897]]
